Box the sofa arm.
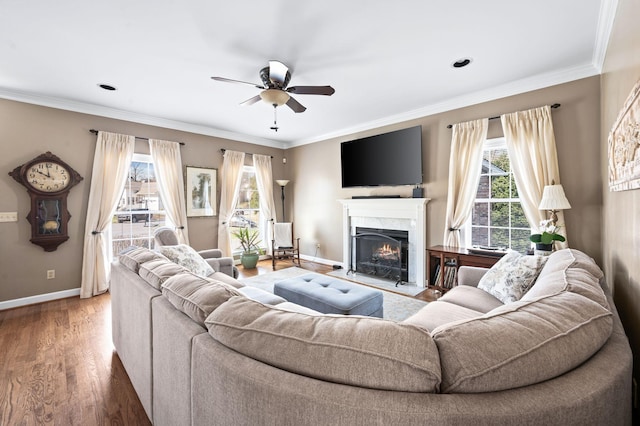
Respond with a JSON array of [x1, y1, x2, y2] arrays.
[[198, 248, 223, 259], [457, 266, 489, 287], [205, 256, 238, 278]]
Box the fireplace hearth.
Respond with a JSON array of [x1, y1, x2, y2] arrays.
[[350, 227, 409, 285]]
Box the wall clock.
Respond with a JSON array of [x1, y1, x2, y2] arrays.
[[9, 151, 83, 251]]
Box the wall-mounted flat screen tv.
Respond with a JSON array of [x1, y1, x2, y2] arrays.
[[341, 125, 423, 188]]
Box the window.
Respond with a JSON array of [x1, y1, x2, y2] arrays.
[[111, 153, 169, 255], [465, 138, 530, 252], [229, 165, 264, 253]]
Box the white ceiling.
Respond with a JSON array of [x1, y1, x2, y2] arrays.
[[0, 1, 617, 148]]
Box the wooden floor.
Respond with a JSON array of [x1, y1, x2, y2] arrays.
[[0, 259, 436, 425]]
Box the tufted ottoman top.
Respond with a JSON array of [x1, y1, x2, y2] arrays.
[[274, 273, 384, 317]]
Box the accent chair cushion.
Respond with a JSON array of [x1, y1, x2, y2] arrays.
[[161, 272, 243, 326], [477, 250, 548, 303], [206, 296, 441, 393], [119, 246, 167, 273], [158, 244, 214, 277]]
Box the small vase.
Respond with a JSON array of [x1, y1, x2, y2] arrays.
[[534, 243, 553, 256], [240, 252, 259, 269]]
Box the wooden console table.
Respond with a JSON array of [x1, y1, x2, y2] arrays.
[[427, 245, 506, 292]]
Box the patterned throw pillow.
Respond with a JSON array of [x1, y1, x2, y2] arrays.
[[158, 244, 214, 277], [477, 251, 548, 304]]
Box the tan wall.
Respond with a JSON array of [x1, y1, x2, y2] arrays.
[[288, 76, 602, 271], [0, 99, 284, 302], [600, 0, 640, 406]]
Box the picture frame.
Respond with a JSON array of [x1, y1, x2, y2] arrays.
[[608, 77, 640, 191], [186, 166, 217, 217]]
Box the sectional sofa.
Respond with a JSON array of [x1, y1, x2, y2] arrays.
[[110, 246, 632, 425]]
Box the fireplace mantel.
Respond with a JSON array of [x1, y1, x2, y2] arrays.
[[339, 198, 430, 287]]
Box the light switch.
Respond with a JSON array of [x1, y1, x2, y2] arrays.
[[0, 212, 18, 222]]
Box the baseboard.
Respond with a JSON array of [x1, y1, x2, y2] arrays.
[[0, 288, 81, 311], [299, 254, 343, 268]]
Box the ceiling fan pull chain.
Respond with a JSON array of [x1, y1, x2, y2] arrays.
[[270, 104, 279, 132]]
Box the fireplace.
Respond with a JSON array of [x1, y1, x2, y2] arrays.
[[339, 198, 430, 287], [351, 227, 409, 284]]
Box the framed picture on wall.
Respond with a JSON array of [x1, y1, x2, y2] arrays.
[[186, 166, 217, 217]]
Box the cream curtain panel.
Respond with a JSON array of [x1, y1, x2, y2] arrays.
[[501, 105, 568, 248], [217, 150, 245, 255], [253, 154, 278, 254], [149, 139, 189, 245], [80, 131, 134, 298], [443, 118, 488, 247]]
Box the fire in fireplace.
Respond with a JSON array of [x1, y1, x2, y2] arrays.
[[350, 227, 409, 284]]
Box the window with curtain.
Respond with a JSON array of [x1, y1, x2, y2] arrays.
[[229, 165, 265, 253], [464, 138, 530, 252], [111, 153, 170, 254]]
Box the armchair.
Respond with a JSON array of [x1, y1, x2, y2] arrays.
[[271, 222, 300, 270], [153, 227, 239, 278]]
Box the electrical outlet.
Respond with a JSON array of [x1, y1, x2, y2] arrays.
[[47, 270, 55, 280], [316, 243, 321, 249], [0, 212, 18, 222]]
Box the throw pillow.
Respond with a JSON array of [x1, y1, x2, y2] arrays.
[[158, 244, 214, 277], [477, 250, 548, 303]]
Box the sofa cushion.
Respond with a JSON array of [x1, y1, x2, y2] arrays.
[[237, 286, 288, 305], [477, 250, 548, 303], [158, 244, 214, 277], [206, 296, 441, 393], [432, 291, 613, 393], [119, 246, 167, 273], [403, 300, 484, 331], [138, 258, 187, 290], [522, 249, 608, 308], [437, 285, 504, 313], [161, 272, 243, 326], [208, 271, 244, 289]]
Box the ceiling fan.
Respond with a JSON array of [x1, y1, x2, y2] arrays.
[[211, 60, 335, 131]]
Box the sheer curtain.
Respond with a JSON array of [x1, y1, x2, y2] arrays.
[[253, 154, 278, 254], [443, 118, 488, 247], [149, 139, 189, 245], [80, 131, 134, 298], [501, 105, 568, 248], [217, 150, 245, 255]]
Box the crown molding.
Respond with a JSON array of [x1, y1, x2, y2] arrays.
[[0, 87, 286, 149], [288, 62, 600, 148], [592, 0, 619, 73]]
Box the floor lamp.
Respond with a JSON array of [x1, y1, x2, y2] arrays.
[[275, 180, 290, 222]]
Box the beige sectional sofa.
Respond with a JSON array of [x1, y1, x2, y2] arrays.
[[110, 247, 632, 425]]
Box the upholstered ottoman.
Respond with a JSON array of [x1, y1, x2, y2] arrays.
[[274, 273, 383, 317]]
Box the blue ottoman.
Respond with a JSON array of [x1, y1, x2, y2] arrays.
[[274, 273, 383, 317]]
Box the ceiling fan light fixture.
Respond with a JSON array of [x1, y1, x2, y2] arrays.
[[260, 88, 290, 106]]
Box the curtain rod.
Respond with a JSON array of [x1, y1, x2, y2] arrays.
[[446, 103, 561, 129], [220, 148, 273, 159], [89, 129, 185, 146]]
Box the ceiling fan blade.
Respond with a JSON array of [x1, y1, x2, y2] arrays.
[[240, 95, 262, 106], [211, 76, 264, 89], [269, 60, 289, 85], [287, 85, 335, 96], [286, 96, 307, 113]]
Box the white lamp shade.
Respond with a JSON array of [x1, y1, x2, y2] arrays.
[[275, 179, 290, 187], [539, 184, 571, 210]]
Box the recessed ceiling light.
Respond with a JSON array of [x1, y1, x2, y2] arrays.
[[452, 58, 472, 68], [98, 84, 117, 91]]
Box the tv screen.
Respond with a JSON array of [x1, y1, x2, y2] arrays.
[[341, 125, 423, 188]]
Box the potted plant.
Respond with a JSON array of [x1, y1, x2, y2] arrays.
[[530, 220, 566, 254], [231, 227, 263, 269]]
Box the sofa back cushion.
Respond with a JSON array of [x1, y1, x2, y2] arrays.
[[162, 272, 243, 326], [432, 291, 613, 393], [521, 249, 608, 308], [206, 296, 441, 393], [119, 246, 167, 273], [138, 259, 187, 290]]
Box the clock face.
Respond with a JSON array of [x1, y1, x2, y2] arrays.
[[27, 161, 71, 193]]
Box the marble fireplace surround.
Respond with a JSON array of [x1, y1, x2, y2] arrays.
[[339, 198, 430, 287]]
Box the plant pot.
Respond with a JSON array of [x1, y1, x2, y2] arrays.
[[240, 252, 260, 269], [534, 243, 553, 256]]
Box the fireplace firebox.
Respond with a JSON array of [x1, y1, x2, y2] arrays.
[[349, 227, 409, 285]]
